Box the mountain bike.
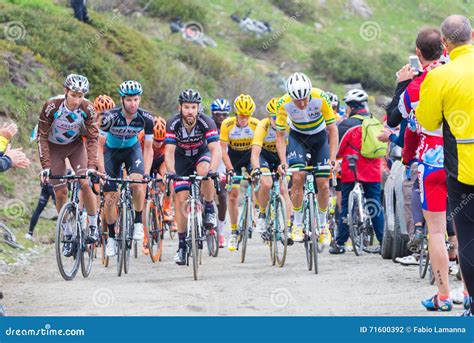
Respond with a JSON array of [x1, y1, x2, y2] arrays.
[[257, 171, 288, 267], [166, 173, 220, 280], [229, 175, 254, 263], [51, 174, 94, 281], [345, 155, 374, 256]]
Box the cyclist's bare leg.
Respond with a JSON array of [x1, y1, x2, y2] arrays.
[[53, 186, 68, 213], [336, 190, 342, 213], [79, 179, 97, 216], [196, 161, 214, 202], [174, 190, 188, 233], [129, 173, 145, 213], [315, 177, 330, 211], [257, 175, 272, 210], [290, 171, 304, 209], [228, 187, 239, 227], [104, 192, 119, 225], [448, 235, 457, 260], [280, 180, 292, 220], [424, 210, 450, 296]]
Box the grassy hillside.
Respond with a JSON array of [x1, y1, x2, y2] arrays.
[[0, 0, 472, 264]]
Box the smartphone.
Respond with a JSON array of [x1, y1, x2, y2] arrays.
[[409, 55, 420, 74]]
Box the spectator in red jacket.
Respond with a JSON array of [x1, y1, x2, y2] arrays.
[[329, 89, 384, 254]]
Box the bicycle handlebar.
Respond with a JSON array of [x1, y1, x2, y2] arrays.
[[165, 174, 220, 196]]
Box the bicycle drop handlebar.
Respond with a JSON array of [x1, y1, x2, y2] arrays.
[[165, 174, 220, 197]]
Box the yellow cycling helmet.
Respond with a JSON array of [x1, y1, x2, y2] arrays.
[[234, 94, 255, 116], [266, 97, 279, 116]]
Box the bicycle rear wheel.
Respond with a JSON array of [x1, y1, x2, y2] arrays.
[[55, 203, 81, 281], [81, 225, 94, 278], [100, 215, 109, 267], [206, 227, 219, 257], [348, 193, 363, 256], [309, 194, 319, 274], [274, 195, 288, 267], [266, 204, 276, 266], [146, 200, 164, 263]]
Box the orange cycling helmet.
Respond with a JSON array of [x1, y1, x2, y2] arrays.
[[153, 116, 166, 141], [93, 95, 115, 114]]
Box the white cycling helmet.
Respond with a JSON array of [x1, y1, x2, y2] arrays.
[[343, 89, 368, 104], [64, 74, 89, 94], [286, 72, 312, 100]]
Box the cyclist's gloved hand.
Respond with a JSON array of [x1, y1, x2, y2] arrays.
[[165, 172, 177, 181], [226, 169, 235, 176], [143, 173, 150, 181], [251, 167, 262, 178], [207, 171, 218, 179], [277, 163, 287, 175]]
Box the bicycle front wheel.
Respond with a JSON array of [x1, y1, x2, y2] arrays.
[[55, 203, 81, 281], [190, 208, 199, 281], [238, 198, 249, 263], [309, 194, 319, 274], [274, 195, 288, 267], [116, 204, 126, 277], [303, 201, 313, 271], [123, 207, 132, 274]]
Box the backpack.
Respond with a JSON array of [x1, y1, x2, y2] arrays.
[[352, 114, 388, 158]]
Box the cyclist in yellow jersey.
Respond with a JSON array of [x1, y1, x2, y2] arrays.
[[220, 94, 260, 251], [251, 98, 292, 236], [275, 72, 339, 242]]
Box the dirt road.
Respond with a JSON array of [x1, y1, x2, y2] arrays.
[[1, 237, 466, 316]]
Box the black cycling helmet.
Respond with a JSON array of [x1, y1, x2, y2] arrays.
[[178, 89, 202, 105]]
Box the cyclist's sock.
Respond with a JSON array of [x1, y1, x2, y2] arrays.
[[438, 293, 450, 301], [205, 200, 215, 212], [218, 220, 226, 234], [231, 224, 237, 235], [318, 207, 328, 227], [178, 232, 186, 248], [293, 207, 302, 225], [88, 214, 98, 228], [108, 223, 116, 239], [134, 211, 142, 224], [259, 206, 266, 215]]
